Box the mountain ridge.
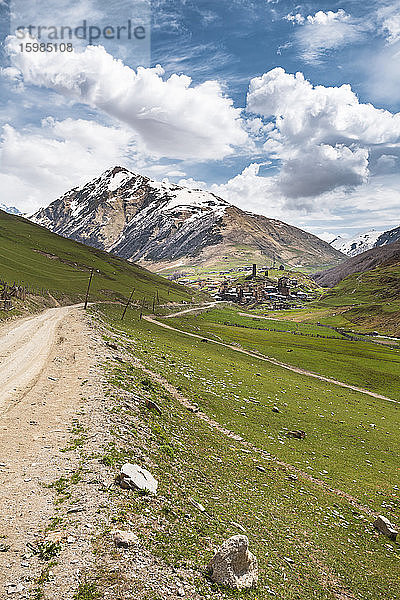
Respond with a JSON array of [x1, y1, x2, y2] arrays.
[[314, 239, 400, 287], [0, 203, 21, 216], [31, 166, 344, 272]]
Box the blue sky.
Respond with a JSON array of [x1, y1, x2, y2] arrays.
[[1, 0, 400, 242]]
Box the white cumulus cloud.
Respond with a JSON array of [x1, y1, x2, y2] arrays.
[[211, 163, 282, 215], [246, 67, 400, 199], [287, 9, 365, 63], [212, 163, 400, 240], [6, 36, 247, 161], [0, 118, 135, 212]]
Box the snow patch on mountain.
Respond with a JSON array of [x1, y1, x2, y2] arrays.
[[331, 230, 382, 257], [0, 203, 21, 215], [108, 170, 131, 192], [31, 165, 344, 269], [69, 198, 86, 218], [375, 225, 400, 249]]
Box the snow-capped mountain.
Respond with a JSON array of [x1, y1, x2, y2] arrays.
[[315, 239, 400, 288], [0, 203, 21, 215], [331, 230, 382, 257], [31, 166, 343, 271], [331, 226, 400, 257], [375, 225, 400, 249]]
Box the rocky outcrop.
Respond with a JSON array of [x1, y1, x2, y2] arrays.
[[112, 530, 140, 548], [207, 535, 258, 589], [375, 225, 400, 249], [374, 515, 398, 540]]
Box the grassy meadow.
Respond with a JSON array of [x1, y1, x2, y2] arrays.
[[94, 302, 400, 600], [260, 261, 400, 337], [0, 210, 193, 314], [161, 306, 400, 401]]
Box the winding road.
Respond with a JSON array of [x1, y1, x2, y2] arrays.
[[0, 306, 81, 413], [0, 304, 97, 592]]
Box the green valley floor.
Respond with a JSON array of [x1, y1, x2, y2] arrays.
[[88, 302, 400, 600]]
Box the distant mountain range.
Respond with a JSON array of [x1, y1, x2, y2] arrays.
[[315, 239, 400, 287], [31, 166, 343, 272], [331, 225, 400, 257], [0, 203, 21, 215]]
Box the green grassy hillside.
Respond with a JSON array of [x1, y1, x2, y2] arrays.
[[158, 305, 400, 401], [257, 262, 400, 337], [93, 302, 400, 600], [0, 210, 194, 315], [317, 262, 400, 335]]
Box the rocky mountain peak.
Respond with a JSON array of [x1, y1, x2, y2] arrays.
[[31, 166, 343, 271], [331, 225, 400, 257]]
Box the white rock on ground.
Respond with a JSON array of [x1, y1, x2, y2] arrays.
[[373, 515, 398, 540], [207, 535, 258, 589], [118, 463, 158, 494], [112, 530, 140, 548], [190, 498, 206, 512], [7, 583, 24, 594]]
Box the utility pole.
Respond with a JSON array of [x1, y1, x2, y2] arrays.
[[121, 288, 135, 321], [139, 297, 145, 320], [84, 268, 94, 310]]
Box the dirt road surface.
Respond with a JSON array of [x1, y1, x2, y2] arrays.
[[0, 306, 100, 597], [0, 306, 82, 414]]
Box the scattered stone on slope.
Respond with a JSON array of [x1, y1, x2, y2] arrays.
[[106, 342, 119, 351], [67, 506, 86, 514], [207, 535, 258, 589], [189, 498, 206, 512], [373, 515, 398, 540], [145, 399, 162, 414], [286, 430, 306, 439], [0, 543, 10, 552], [113, 530, 140, 548], [7, 583, 24, 594], [117, 463, 158, 494], [272, 406, 280, 413]]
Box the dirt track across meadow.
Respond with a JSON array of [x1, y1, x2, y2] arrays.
[[144, 313, 398, 405], [0, 305, 98, 596]]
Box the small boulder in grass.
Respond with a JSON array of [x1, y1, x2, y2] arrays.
[[117, 463, 158, 494], [286, 430, 306, 439], [145, 399, 162, 415], [373, 515, 398, 540], [207, 535, 258, 590], [113, 530, 139, 548]]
